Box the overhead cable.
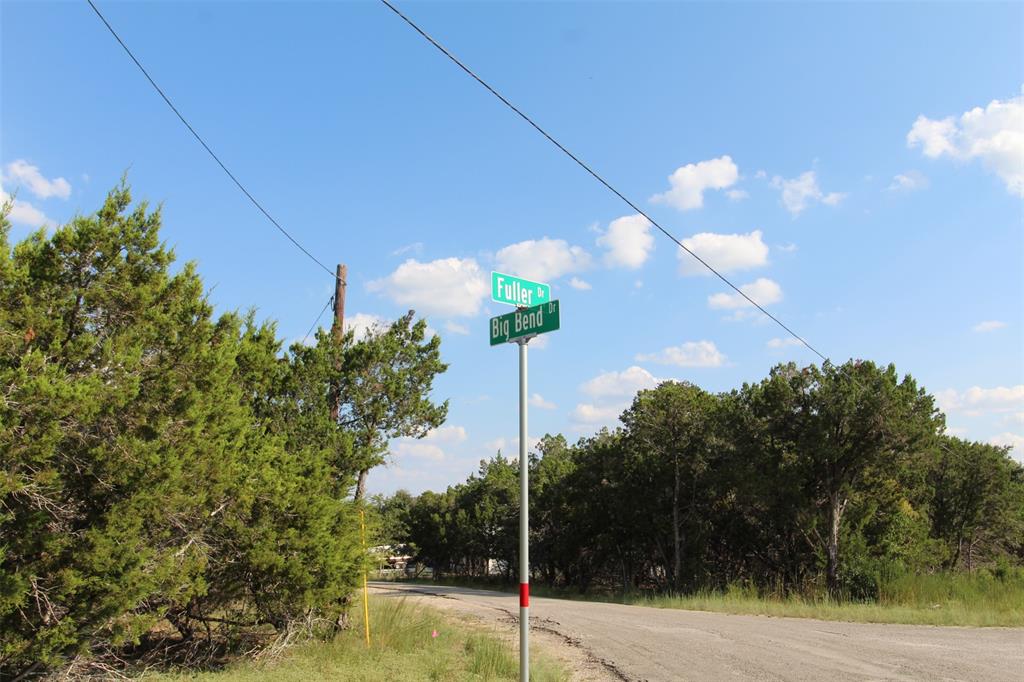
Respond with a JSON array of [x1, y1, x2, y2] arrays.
[[302, 295, 335, 345], [86, 0, 339, 282], [378, 0, 829, 364]]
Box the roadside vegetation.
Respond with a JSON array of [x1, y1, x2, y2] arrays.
[[0, 188, 449, 678], [636, 567, 1024, 626], [150, 597, 567, 682], [373, 366, 1024, 627]]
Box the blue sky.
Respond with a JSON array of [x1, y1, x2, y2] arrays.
[[2, 1, 1022, 494]]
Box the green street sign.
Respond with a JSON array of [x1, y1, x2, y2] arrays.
[[489, 300, 560, 346], [491, 271, 551, 308]]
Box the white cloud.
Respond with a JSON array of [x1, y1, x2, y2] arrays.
[[596, 214, 654, 269], [907, 91, 1024, 195], [767, 337, 803, 349], [483, 437, 507, 453], [346, 312, 388, 340], [483, 435, 540, 455], [936, 385, 1024, 415], [295, 311, 390, 346], [908, 116, 959, 158], [528, 334, 550, 350], [388, 425, 468, 462], [888, 171, 929, 192], [444, 321, 470, 335], [988, 432, 1024, 456], [389, 440, 446, 462], [973, 320, 1006, 333], [2, 160, 71, 200], [581, 366, 661, 399], [933, 390, 958, 413], [573, 366, 669, 431], [770, 171, 846, 215], [495, 237, 591, 282], [0, 185, 53, 228], [636, 340, 727, 367], [529, 393, 557, 410], [777, 243, 798, 253], [570, 402, 626, 426], [678, 229, 769, 276], [569, 277, 592, 291], [708, 278, 783, 310], [650, 155, 740, 211], [726, 189, 749, 201], [391, 242, 424, 257], [423, 425, 468, 444], [964, 386, 1024, 410], [367, 257, 488, 318], [1008, 412, 1024, 425]]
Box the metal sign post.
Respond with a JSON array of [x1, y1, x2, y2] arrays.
[[518, 337, 530, 682], [488, 273, 560, 682]]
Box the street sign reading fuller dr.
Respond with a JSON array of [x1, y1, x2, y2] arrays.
[[489, 300, 560, 346], [492, 271, 551, 308]]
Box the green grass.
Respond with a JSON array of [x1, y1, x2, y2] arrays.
[[147, 596, 567, 681], [632, 580, 1023, 627], [397, 570, 1024, 628]]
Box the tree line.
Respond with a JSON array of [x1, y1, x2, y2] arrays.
[[0, 185, 448, 678], [380, 364, 1024, 599]]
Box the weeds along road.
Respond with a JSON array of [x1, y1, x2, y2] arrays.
[[370, 582, 1024, 682]]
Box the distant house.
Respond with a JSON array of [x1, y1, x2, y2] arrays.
[[370, 544, 423, 578]]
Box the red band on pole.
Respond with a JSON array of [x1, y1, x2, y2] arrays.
[[520, 583, 530, 608]]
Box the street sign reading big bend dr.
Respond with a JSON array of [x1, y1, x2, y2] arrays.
[[489, 300, 560, 346], [492, 271, 551, 307]]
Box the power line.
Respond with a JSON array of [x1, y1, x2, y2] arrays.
[[303, 296, 335, 345], [379, 2, 972, 462], [85, 0, 339, 283], [378, 0, 830, 365]]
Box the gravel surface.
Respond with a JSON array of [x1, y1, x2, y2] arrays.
[[370, 582, 1024, 682]]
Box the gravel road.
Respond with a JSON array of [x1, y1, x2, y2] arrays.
[[370, 582, 1024, 682]]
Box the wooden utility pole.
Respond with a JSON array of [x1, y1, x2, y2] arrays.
[[330, 263, 347, 422], [332, 263, 347, 338], [330, 262, 351, 635]]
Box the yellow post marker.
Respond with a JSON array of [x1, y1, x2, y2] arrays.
[[360, 509, 371, 647]]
